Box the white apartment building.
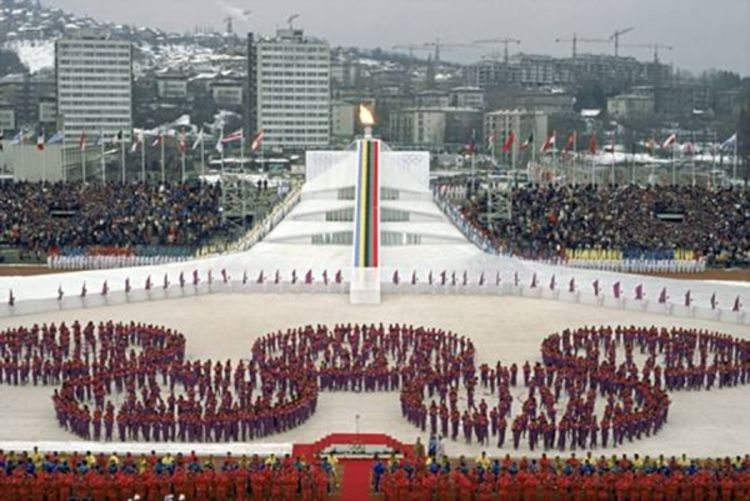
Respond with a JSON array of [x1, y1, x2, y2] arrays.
[[249, 29, 330, 150], [55, 33, 133, 143]]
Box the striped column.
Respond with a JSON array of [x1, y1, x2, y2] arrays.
[[353, 139, 380, 268]]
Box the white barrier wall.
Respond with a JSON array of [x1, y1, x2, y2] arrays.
[[2, 276, 746, 326]]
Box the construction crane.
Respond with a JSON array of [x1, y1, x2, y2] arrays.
[[287, 14, 300, 29], [610, 27, 635, 57], [392, 44, 429, 58], [473, 37, 521, 63], [394, 40, 473, 62], [554, 33, 609, 58], [620, 43, 674, 63]]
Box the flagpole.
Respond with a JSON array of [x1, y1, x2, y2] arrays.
[[161, 131, 166, 183], [20, 131, 26, 180], [733, 133, 738, 183], [200, 130, 206, 177], [61, 131, 66, 183], [671, 143, 676, 186], [121, 133, 126, 183], [82, 140, 86, 183], [552, 131, 557, 185], [181, 149, 186, 183], [100, 130, 106, 183], [140, 135, 146, 182], [220, 126, 226, 223], [610, 133, 615, 185], [691, 131, 696, 187], [572, 132, 577, 186], [42, 144, 47, 184]]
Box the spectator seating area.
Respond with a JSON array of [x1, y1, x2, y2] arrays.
[[450, 184, 750, 268], [0, 447, 335, 499], [372, 452, 750, 499], [0, 181, 229, 255]]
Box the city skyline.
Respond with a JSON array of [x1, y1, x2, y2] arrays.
[[45, 0, 750, 76]]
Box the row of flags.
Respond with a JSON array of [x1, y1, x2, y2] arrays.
[[483, 130, 738, 156], [1, 128, 266, 154]]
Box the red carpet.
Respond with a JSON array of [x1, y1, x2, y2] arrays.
[[340, 459, 373, 501]]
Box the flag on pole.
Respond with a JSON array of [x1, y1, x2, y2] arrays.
[[11, 130, 24, 145], [131, 131, 144, 153], [501, 131, 515, 153], [78, 130, 87, 151], [47, 130, 64, 145], [588, 134, 598, 155], [221, 128, 244, 147], [109, 130, 123, 145], [521, 133, 534, 151], [720, 133, 737, 150], [179, 130, 187, 154], [251, 130, 265, 152], [540, 132, 556, 153], [36, 129, 45, 151], [192, 128, 204, 151], [661, 133, 677, 149], [563, 131, 577, 153], [215, 129, 224, 153]]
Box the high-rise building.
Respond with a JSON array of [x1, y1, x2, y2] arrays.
[[55, 32, 133, 143], [247, 28, 331, 151]]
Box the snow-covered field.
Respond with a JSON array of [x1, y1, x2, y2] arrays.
[[0, 292, 748, 458]]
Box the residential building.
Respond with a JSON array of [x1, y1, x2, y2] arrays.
[[450, 86, 484, 109], [331, 100, 356, 140], [248, 28, 331, 150], [607, 94, 655, 119], [484, 109, 548, 165], [55, 32, 133, 142], [156, 71, 188, 100]]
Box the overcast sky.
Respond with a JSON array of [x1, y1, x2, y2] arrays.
[[46, 0, 750, 76]]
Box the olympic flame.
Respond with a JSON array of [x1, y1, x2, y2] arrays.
[[358, 105, 375, 127]]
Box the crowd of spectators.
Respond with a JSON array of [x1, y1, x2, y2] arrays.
[[0, 181, 229, 253], [0, 447, 334, 499], [457, 184, 750, 266], [373, 451, 750, 499]]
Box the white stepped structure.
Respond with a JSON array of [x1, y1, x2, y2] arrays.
[[0, 141, 747, 324]]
